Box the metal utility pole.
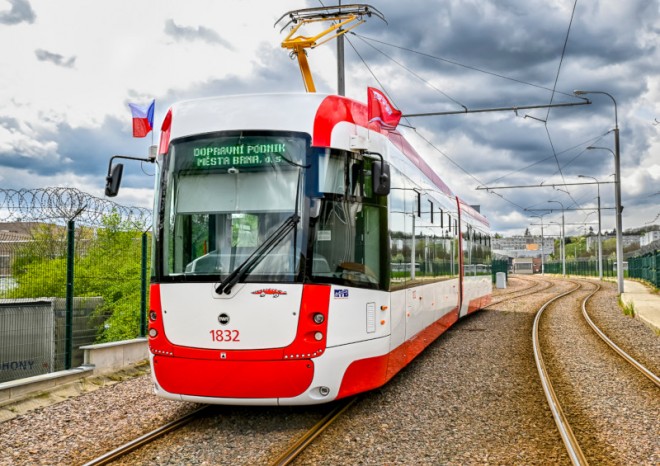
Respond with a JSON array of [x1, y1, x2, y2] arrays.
[[337, 1, 345, 96], [575, 90, 624, 293], [337, 33, 345, 95]]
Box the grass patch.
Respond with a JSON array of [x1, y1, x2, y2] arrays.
[[618, 296, 636, 317]]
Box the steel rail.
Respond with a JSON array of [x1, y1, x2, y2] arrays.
[[269, 397, 357, 466], [82, 406, 209, 466], [532, 281, 590, 466], [485, 276, 552, 308], [581, 282, 660, 388]]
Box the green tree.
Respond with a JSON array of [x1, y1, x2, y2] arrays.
[[6, 212, 148, 342], [9, 223, 68, 298], [83, 212, 149, 342], [602, 237, 617, 257]]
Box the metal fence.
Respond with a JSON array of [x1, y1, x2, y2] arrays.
[[544, 259, 619, 277], [491, 259, 508, 283], [628, 250, 659, 288], [0, 188, 151, 382]]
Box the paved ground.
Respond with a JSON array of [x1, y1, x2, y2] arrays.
[[621, 279, 660, 333]]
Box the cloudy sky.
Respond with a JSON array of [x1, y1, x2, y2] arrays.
[[0, 0, 658, 236]]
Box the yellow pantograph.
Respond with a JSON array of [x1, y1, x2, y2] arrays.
[[276, 4, 386, 93]]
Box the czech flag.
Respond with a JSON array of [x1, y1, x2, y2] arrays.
[[128, 100, 155, 138], [367, 87, 401, 130]]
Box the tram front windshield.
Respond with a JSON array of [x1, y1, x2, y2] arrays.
[[161, 132, 307, 283]]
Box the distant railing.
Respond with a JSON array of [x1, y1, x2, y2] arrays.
[[543, 259, 620, 277], [628, 250, 659, 288], [491, 259, 508, 283]]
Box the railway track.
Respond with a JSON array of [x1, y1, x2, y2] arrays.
[[532, 280, 588, 465], [83, 398, 356, 465], [532, 278, 660, 465], [485, 274, 554, 307], [76, 277, 657, 465], [580, 281, 660, 388], [268, 397, 357, 465], [82, 406, 210, 466]]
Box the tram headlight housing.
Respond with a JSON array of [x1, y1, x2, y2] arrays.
[[312, 313, 325, 324], [314, 331, 323, 341], [148, 328, 158, 338], [149, 310, 157, 321]]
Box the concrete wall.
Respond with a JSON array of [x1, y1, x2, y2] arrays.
[[0, 338, 148, 407], [80, 338, 148, 375]]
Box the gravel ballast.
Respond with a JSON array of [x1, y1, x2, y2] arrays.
[[0, 276, 657, 465]]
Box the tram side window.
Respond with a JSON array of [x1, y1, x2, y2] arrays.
[[311, 151, 384, 289], [471, 229, 492, 276], [317, 150, 345, 194], [314, 202, 377, 275], [388, 228, 409, 290], [462, 224, 491, 276], [462, 224, 473, 275], [430, 232, 456, 279], [387, 172, 412, 289], [431, 211, 457, 279]]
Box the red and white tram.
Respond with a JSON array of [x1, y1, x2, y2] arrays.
[[144, 92, 491, 405]]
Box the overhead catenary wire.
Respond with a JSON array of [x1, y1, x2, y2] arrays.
[[541, 132, 612, 181], [544, 0, 579, 124], [352, 32, 578, 99], [349, 41, 556, 216], [535, 0, 580, 210], [345, 35, 514, 209], [345, 32, 538, 214], [342, 4, 587, 224], [485, 132, 610, 186], [351, 32, 468, 112]]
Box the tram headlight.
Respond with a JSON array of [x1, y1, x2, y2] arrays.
[[314, 331, 323, 341], [149, 310, 157, 321], [312, 313, 325, 324], [148, 328, 158, 338]]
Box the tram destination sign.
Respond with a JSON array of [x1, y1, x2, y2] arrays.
[[187, 138, 294, 169]]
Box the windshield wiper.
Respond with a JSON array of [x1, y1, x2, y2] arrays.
[[215, 213, 300, 295]]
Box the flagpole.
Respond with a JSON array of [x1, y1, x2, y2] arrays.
[[150, 99, 155, 152]]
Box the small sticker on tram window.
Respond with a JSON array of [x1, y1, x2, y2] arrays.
[[317, 230, 331, 241], [334, 289, 349, 299]]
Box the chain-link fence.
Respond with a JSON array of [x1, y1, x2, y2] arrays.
[[0, 188, 151, 383]]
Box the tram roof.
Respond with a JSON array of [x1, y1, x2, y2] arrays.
[[166, 93, 487, 226]]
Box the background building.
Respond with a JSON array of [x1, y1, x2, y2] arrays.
[[492, 235, 555, 259]]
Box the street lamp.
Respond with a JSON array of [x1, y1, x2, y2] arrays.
[[578, 175, 603, 280], [548, 200, 566, 276], [575, 90, 624, 293], [530, 215, 545, 275]]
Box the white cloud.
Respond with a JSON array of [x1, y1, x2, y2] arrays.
[[0, 0, 658, 234]]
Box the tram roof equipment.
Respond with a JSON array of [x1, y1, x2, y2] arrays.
[[275, 4, 386, 92]]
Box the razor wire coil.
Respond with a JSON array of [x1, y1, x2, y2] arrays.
[[0, 187, 151, 229]]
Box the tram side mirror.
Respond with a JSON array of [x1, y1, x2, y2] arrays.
[[372, 160, 390, 196], [105, 163, 124, 197]]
